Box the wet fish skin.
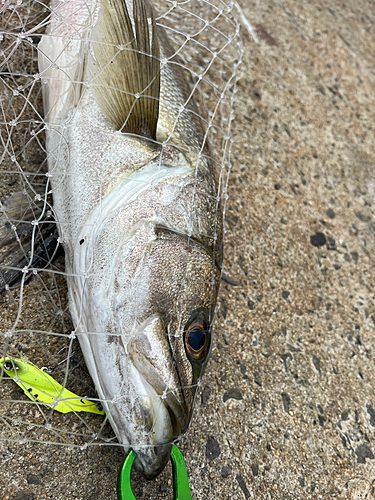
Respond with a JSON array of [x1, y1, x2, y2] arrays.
[[38, 0, 222, 478]]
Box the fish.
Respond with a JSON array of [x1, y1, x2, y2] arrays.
[[35, 0, 223, 478]]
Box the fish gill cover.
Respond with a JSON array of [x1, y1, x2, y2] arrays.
[[0, 0, 242, 494]]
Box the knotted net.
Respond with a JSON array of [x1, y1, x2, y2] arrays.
[[0, 0, 242, 497]]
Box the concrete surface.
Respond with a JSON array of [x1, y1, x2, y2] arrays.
[[1, 0, 375, 498]]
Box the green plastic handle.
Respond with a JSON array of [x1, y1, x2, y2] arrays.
[[171, 444, 192, 500], [117, 445, 192, 500], [117, 449, 137, 500]]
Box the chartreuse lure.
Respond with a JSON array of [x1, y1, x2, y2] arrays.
[[0, 357, 104, 415], [117, 445, 192, 500]]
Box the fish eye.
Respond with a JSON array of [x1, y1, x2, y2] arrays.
[[184, 311, 211, 362], [186, 324, 207, 356]]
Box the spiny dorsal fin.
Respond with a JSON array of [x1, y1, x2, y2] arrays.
[[91, 0, 160, 138]]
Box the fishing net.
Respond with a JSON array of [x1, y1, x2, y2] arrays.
[[0, 0, 242, 497]]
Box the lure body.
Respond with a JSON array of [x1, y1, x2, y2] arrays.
[[38, 0, 222, 477]]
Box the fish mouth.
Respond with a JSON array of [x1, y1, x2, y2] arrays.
[[130, 368, 187, 479], [133, 442, 172, 479], [127, 315, 191, 477], [139, 368, 188, 439]]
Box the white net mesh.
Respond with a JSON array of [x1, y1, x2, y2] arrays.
[[0, 0, 242, 492]]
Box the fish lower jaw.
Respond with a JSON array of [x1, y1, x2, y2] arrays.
[[114, 369, 176, 478], [133, 368, 176, 446]]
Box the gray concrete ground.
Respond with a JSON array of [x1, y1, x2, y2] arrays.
[[1, 0, 375, 498]]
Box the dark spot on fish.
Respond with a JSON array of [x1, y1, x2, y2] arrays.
[[236, 474, 250, 499], [355, 443, 374, 464], [206, 436, 220, 461], [327, 208, 335, 219], [223, 388, 243, 402], [107, 334, 125, 350], [281, 290, 290, 301], [298, 477, 305, 487], [310, 232, 326, 247], [30, 35, 41, 45]]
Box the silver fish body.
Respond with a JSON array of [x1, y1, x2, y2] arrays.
[[39, 0, 222, 477]]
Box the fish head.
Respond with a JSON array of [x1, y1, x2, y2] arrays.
[[77, 156, 223, 479], [125, 224, 221, 477]]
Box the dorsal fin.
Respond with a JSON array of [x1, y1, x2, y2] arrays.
[[90, 0, 160, 138]]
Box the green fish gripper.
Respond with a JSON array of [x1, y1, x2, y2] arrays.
[[117, 444, 192, 500]]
